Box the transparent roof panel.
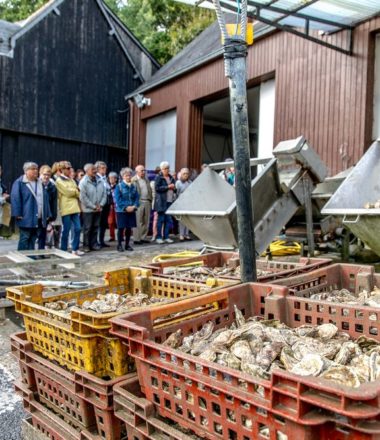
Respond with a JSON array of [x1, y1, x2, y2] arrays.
[[177, 0, 380, 31]]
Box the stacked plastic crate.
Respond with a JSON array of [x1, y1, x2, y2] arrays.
[[8, 266, 209, 440], [109, 263, 380, 440]]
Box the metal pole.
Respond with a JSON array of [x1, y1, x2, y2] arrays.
[[224, 37, 256, 282], [303, 176, 315, 257]]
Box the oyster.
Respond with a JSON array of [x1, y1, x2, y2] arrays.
[[190, 339, 211, 356], [179, 335, 194, 353], [230, 340, 252, 360], [163, 329, 182, 348], [334, 342, 361, 365], [292, 338, 323, 361], [199, 349, 217, 362], [255, 342, 283, 369], [216, 350, 241, 369], [295, 325, 319, 338], [369, 351, 380, 382], [357, 336, 379, 353], [320, 366, 361, 388], [317, 323, 338, 340], [280, 347, 299, 370], [169, 306, 380, 388], [192, 321, 214, 344], [234, 305, 246, 327], [290, 354, 325, 377], [241, 357, 270, 380]]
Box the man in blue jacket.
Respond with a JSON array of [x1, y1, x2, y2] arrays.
[[11, 162, 52, 250]]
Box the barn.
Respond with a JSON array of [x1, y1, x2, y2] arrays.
[[0, 0, 159, 188], [126, 4, 380, 176]]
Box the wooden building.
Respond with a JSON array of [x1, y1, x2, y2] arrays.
[[127, 10, 380, 176], [0, 0, 159, 187]]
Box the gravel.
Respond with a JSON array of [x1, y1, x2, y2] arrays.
[[0, 313, 26, 440]]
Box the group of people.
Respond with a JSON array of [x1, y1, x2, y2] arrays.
[[7, 160, 195, 254]]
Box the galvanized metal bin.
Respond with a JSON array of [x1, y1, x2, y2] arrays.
[[322, 140, 380, 256], [167, 166, 239, 249], [168, 136, 327, 252]]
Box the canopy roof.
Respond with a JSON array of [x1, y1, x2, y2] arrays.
[[176, 0, 380, 54]]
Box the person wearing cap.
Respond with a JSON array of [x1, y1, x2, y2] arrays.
[[11, 162, 52, 250]]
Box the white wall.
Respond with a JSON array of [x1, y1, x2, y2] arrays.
[[258, 79, 276, 158], [145, 110, 177, 171], [373, 34, 380, 140]]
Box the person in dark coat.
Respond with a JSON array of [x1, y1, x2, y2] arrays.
[[37, 165, 57, 249], [154, 161, 176, 244], [96, 161, 111, 248], [114, 167, 139, 252], [11, 162, 52, 250]]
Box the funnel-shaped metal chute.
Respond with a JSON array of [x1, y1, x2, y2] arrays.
[[168, 136, 327, 251], [322, 140, 380, 256], [168, 167, 238, 249]]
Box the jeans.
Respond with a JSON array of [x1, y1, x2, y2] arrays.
[[82, 212, 101, 249], [37, 226, 47, 249], [18, 227, 38, 250], [61, 213, 81, 251], [157, 202, 172, 240]]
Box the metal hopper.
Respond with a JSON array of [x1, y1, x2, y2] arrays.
[[322, 140, 380, 256], [168, 136, 327, 252]]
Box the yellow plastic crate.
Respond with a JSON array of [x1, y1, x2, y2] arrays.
[[7, 267, 206, 378]]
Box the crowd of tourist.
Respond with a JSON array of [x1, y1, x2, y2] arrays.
[[6, 160, 203, 254]]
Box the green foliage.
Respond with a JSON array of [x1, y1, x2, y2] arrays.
[[0, 0, 215, 65], [0, 0, 47, 22], [105, 0, 215, 65]]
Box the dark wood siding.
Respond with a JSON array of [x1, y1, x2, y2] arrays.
[[131, 17, 380, 175], [0, 129, 128, 190], [0, 0, 140, 148]]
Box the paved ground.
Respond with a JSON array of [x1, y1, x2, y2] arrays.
[[0, 235, 203, 439]]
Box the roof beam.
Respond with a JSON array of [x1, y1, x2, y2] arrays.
[[219, 0, 352, 55], [269, 0, 320, 26], [247, 0, 352, 30]]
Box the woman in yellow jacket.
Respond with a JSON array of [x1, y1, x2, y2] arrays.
[[55, 161, 83, 255]]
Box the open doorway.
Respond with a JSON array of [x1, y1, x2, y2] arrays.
[[202, 79, 275, 164]]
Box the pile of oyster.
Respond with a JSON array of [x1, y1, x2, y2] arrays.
[[164, 264, 272, 281], [163, 306, 380, 388], [45, 292, 166, 314], [364, 200, 380, 209], [310, 287, 380, 308]]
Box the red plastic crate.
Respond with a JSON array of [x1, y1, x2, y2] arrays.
[[277, 263, 380, 340], [110, 283, 380, 440], [114, 377, 202, 440], [11, 332, 130, 440], [277, 262, 376, 293], [145, 251, 331, 285]]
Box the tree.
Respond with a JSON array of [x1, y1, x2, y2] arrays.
[[0, 0, 47, 22], [0, 0, 215, 65], [105, 0, 215, 65]]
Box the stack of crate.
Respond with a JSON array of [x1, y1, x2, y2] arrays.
[[108, 262, 380, 440], [8, 266, 209, 440]]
